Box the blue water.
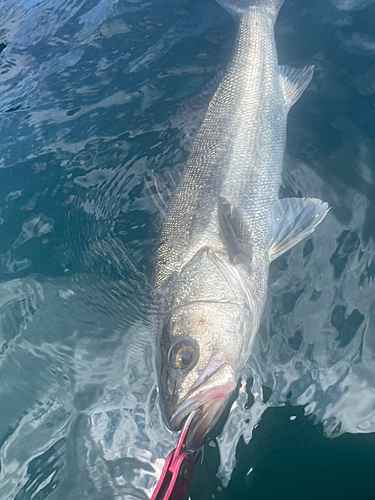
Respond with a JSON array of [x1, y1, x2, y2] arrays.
[[0, 0, 375, 499]]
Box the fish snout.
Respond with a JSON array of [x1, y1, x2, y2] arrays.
[[169, 359, 237, 449]]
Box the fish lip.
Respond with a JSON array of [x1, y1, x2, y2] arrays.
[[169, 357, 236, 432]]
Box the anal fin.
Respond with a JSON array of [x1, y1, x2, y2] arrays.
[[270, 197, 329, 261], [280, 65, 314, 110]]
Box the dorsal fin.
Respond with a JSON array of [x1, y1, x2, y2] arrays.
[[174, 71, 224, 146], [145, 168, 182, 217], [280, 65, 314, 110]]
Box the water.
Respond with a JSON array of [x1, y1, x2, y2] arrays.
[[0, 0, 375, 499]]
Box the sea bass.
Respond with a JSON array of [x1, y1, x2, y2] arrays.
[[154, 0, 328, 449]]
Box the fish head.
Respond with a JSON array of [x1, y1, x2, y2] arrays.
[[158, 300, 256, 449]]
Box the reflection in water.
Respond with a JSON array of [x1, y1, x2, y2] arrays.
[[217, 158, 375, 484], [0, 273, 169, 499], [0, 0, 374, 498]]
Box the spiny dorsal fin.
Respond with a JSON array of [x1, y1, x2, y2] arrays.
[[145, 168, 182, 217], [218, 197, 253, 266], [280, 65, 314, 110], [270, 197, 329, 261]]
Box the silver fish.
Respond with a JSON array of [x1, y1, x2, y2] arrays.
[[154, 0, 329, 449]]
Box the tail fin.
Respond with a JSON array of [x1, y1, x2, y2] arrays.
[[216, 0, 284, 16]]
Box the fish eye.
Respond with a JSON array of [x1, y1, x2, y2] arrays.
[[169, 339, 199, 371]]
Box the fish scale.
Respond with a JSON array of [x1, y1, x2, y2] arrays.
[[154, 0, 329, 450], [156, 12, 284, 296]]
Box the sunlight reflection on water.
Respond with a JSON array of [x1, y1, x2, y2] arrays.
[[0, 0, 374, 498]]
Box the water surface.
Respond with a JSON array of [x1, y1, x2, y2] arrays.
[[0, 0, 375, 499]]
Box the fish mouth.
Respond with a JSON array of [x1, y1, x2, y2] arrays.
[[169, 357, 237, 449]]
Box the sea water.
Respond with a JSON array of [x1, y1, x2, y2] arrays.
[[0, 0, 375, 499]]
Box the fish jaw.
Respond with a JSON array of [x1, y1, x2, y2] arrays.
[[168, 358, 237, 449]]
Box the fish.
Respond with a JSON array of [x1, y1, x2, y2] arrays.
[[153, 0, 329, 450]]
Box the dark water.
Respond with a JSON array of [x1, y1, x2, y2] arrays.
[[0, 0, 375, 499]]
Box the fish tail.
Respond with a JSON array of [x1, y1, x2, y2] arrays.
[[216, 0, 284, 17]]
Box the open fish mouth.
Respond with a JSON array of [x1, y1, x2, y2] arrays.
[[169, 358, 237, 449]]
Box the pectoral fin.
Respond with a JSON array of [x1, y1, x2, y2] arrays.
[[270, 197, 329, 261], [218, 197, 253, 266]]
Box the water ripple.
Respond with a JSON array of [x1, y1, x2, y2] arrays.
[[0, 0, 375, 498]]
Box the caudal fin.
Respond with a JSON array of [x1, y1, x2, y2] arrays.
[[216, 0, 284, 16]]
